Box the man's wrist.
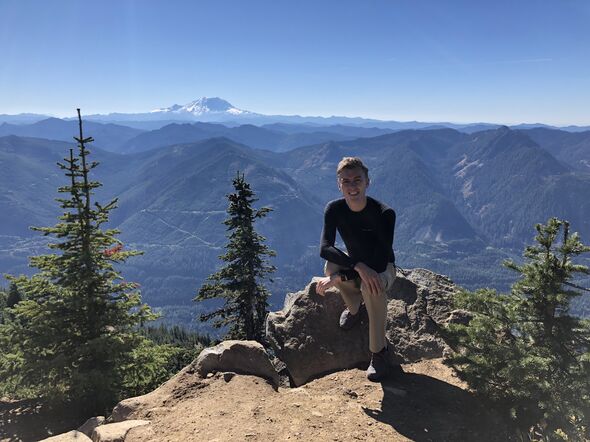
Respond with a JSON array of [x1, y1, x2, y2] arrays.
[[329, 272, 342, 282], [330, 271, 348, 282]]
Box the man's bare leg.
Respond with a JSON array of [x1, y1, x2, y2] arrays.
[[324, 261, 362, 314]]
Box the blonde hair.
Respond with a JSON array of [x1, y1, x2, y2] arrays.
[[337, 157, 369, 178]]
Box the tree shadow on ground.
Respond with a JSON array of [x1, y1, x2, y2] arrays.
[[362, 372, 515, 442], [0, 399, 83, 442]]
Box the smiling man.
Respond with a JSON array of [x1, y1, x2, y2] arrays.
[[316, 156, 399, 382]]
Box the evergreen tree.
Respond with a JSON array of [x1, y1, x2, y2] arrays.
[[1, 110, 156, 414], [194, 172, 275, 342], [6, 282, 22, 308], [0, 287, 6, 324], [444, 218, 590, 440]]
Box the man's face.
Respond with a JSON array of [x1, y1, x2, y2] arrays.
[[338, 167, 369, 204]]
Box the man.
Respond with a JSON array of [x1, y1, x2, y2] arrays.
[[316, 157, 399, 381]]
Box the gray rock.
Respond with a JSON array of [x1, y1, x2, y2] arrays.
[[193, 340, 279, 386], [91, 420, 150, 442], [39, 431, 92, 441], [77, 416, 105, 437], [110, 363, 205, 422], [110, 395, 147, 422], [266, 268, 458, 386]]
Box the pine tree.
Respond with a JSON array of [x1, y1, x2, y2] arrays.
[[194, 172, 276, 342], [1, 109, 156, 414], [0, 288, 6, 324], [6, 282, 22, 308], [444, 218, 590, 440]]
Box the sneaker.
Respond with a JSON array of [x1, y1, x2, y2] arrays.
[[339, 303, 366, 330], [366, 346, 392, 382]]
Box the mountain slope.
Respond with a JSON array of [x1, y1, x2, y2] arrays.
[[448, 127, 590, 246], [121, 122, 363, 153], [107, 138, 325, 305], [520, 127, 590, 172], [0, 118, 144, 151], [2, 128, 589, 314]]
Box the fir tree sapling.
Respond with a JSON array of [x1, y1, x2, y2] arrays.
[[0, 109, 156, 414], [444, 218, 590, 440], [195, 171, 276, 342]]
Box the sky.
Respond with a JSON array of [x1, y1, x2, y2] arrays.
[[1, 0, 589, 125]]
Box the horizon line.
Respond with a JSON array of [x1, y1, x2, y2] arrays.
[[1, 109, 589, 129]]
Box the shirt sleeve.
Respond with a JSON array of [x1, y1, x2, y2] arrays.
[[371, 208, 395, 264], [319, 203, 357, 270]]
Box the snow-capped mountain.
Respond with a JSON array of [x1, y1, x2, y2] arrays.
[[151, 97, 250, 116], [15, 97, 589, 132]]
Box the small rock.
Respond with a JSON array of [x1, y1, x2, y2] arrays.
[[343, 388, 358, 399], [311, 411, 323, 417], [78, 416, 105, 438], [223, 372, 235, 382], [39, 431, 92, 442], [91, 420, 150, 442], [206, 372, 214, 378]]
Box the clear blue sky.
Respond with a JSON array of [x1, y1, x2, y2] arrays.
[[1, 0, 589, 125]]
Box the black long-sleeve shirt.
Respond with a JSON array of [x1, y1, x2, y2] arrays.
[[320, 196, 396, 278]]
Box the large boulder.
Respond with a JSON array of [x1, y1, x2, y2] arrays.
[[193, 340, 279, 386], [266, 268, 462, 386]]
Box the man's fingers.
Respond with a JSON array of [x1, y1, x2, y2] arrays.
[[317, 277, 334, 296], [371, 277, 382, 295], [316, 281, 324, 295], [373, 280, 380, 295]]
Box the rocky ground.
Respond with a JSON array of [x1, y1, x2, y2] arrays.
[[119, 359, 510, 442], [0, 359, 513, 441]]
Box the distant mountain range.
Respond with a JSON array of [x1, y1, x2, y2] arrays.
[[2, 123, 590, 326], [3, 97, 590, 132]]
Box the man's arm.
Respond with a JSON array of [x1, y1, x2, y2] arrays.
[[371, 208, 395, 263], [354, 207, 395, 296], [319, 204, 357, 271]]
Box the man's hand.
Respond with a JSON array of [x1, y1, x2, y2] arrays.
[[316, 274, 337, 296], [354, 262, 383, 296]]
